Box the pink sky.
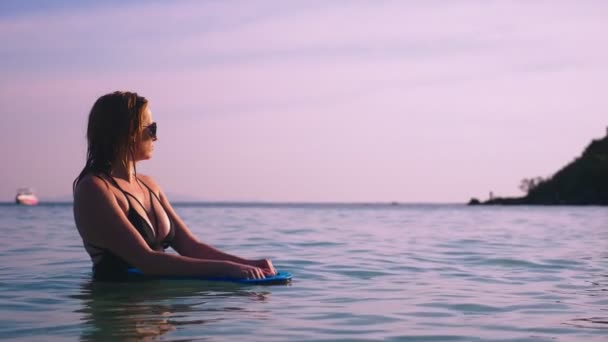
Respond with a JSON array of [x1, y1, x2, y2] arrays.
[[1, 1, 607, 202]]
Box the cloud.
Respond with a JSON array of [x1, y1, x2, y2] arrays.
[[2, 1, 607, 73]]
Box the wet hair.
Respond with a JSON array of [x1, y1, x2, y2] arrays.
[[73, 91, 148, 191]]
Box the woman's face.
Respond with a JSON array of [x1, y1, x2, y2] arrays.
[[134, 105, 157, 162]]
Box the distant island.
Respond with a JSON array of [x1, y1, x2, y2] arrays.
[[469, 133, 608, 205]]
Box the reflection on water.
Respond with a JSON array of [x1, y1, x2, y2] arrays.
[[72, 279, 271, 341]]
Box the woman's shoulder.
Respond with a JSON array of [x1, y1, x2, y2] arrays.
[[73, 173, 114, 205], [75, 173, 110, 193], [138, 174, 162, 192]]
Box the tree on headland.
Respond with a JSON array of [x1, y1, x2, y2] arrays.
[[518, 177, 545, 194]]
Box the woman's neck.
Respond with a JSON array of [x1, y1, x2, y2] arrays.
[[110, 160, 136, 183]]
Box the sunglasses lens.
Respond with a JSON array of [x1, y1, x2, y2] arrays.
[[148, 122, 157, 137]]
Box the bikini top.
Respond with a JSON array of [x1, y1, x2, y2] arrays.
[[85, 175, 175, 281]]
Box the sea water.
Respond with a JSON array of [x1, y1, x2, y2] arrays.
[[0, 203, 606, 341]]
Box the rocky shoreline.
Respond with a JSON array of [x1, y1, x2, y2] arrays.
[[469, 135, 608, 205]]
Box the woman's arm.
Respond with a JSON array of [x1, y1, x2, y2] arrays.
[[73, 176, 266, 279], [139, 175, 276, 275]]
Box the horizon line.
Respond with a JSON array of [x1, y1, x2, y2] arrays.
[[0, 200, 466, 206]]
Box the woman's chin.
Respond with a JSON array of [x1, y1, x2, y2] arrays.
[[136, 154, 153, 162]]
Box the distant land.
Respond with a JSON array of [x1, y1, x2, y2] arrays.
[[469, 133, 608, 205], [40, 192, 206, 203]]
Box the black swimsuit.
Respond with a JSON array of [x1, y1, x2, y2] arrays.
[[85, 175, 175, 281]]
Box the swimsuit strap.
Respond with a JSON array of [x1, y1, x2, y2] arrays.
[[107, 175, 157, 238], [136, 177, 163, 203], [98, 175, 131, 210], [137, 177, 175, 247], [135, 177, 161, 232], [108, 177, 149, 214], [137, 177, 175, 219]]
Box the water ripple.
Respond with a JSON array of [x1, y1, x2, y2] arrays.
[[0, 204, 607, 341]]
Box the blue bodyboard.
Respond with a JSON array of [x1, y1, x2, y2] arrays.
[[127, 268, 292, 285]]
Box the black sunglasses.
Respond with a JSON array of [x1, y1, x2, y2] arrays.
[[144, 122, 157, 138]]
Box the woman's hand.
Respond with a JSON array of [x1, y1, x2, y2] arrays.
[[222, 261, 266, 279], [248, 258, 276, 276]]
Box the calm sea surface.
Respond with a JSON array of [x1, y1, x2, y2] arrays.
[[0, 203, 606, 341]]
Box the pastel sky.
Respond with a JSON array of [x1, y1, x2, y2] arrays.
[[1, 0, 607, 203]]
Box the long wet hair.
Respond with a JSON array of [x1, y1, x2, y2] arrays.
[[73, 91, 149, 191]]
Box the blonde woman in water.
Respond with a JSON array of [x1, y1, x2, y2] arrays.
[[73, 91, 276, 281]]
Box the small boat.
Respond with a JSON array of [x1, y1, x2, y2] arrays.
[[15, 188, 39, 206]]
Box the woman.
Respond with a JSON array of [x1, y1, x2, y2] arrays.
[[73, 91, 275, 281]]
